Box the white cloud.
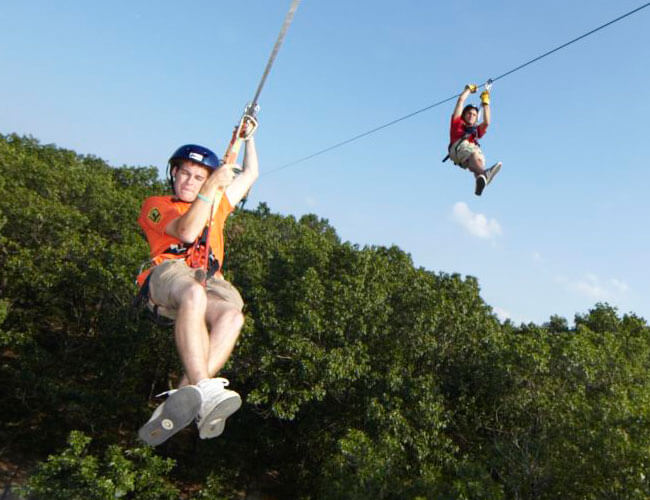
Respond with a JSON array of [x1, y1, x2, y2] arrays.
[[451, 202, 502, 239], [555, 274, 630, 301], [532, 251, 543, 263]]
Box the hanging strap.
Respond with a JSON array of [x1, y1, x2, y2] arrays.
[[200, 0, 302, 284], [249, 0, 301, 112]]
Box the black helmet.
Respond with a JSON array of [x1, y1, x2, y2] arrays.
[[462, 104, 479, 116]]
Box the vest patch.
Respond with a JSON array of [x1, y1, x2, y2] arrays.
[[148, 207, 162, 224]]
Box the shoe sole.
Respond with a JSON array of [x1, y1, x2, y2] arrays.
[[475, 175, 486, 196], [138, 386, 202, 446], [198, 392, 242, 439]]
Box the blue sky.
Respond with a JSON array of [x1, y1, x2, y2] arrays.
[[2, 1, 649, 325]]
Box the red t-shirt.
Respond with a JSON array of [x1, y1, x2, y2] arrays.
[[449, 115, 486, 145], [136, 194, 233, 285]]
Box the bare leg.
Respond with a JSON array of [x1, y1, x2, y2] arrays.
[[465, 151, 486, 178], [205, 298, 245, 377], [172, 280, 211, 385], [170, 295, 245, 440], [177, 298, 244, 387], [138, 277, 210, 445]]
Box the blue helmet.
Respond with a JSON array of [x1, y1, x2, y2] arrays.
[[167, 144, 220, 192], [169, 144, 220, 171]]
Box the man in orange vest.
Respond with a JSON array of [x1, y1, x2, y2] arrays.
[[136, 131, 258, 446]]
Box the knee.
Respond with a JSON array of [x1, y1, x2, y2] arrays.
[[226, 308, 245, 331], [179, 283, 208, 311], [217, 306, 245, 333]]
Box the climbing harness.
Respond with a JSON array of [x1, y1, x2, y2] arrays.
[[442, 128, 481, 165]]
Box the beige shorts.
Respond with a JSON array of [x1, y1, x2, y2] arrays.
[[148, 259, 244, 319], [448, 139, 484, 167]]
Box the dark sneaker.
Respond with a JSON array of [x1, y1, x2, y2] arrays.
[[475, 175, 487, 196], [138, 385, 202, 446], [485, 162, 502, 186]]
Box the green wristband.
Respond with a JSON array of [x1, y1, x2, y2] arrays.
[[196, 193, 211, 203]]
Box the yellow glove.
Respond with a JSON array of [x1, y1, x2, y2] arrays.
[[480, 90, 490, 106], [466, 84, 478, 93]]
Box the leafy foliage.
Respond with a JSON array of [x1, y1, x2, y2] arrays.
[[17, 431, 179, 500], [0, 134, 171, 457], [1, 134, 650, 498]]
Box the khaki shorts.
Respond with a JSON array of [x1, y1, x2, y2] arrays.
[[448, 139, 484, 168], [148, 259, 244, 319]]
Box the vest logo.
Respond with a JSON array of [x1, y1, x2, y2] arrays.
[[148, 208, 162, 224]]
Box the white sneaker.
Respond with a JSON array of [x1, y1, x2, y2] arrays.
[[138, 385, 202, 446], [196, 378, 242, 439], [485, 162, 502, 185]]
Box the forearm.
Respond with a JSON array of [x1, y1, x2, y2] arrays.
[[452, 88, 472, 118], [482, 104, 491, 127], [242, 137, 259, 180], [166, 200, 213, 243], [225, 137, 259, 205]]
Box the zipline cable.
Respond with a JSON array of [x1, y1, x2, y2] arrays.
[[490, 2, 650, 83], [264, 94, 460, 175], [264, 1, 650, 176]]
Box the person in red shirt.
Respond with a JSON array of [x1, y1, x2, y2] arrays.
[[447, 83, 502, 196], [137, 129, 258, 446]]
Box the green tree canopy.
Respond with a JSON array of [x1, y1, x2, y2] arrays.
[[1, 134, 649, 499]]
